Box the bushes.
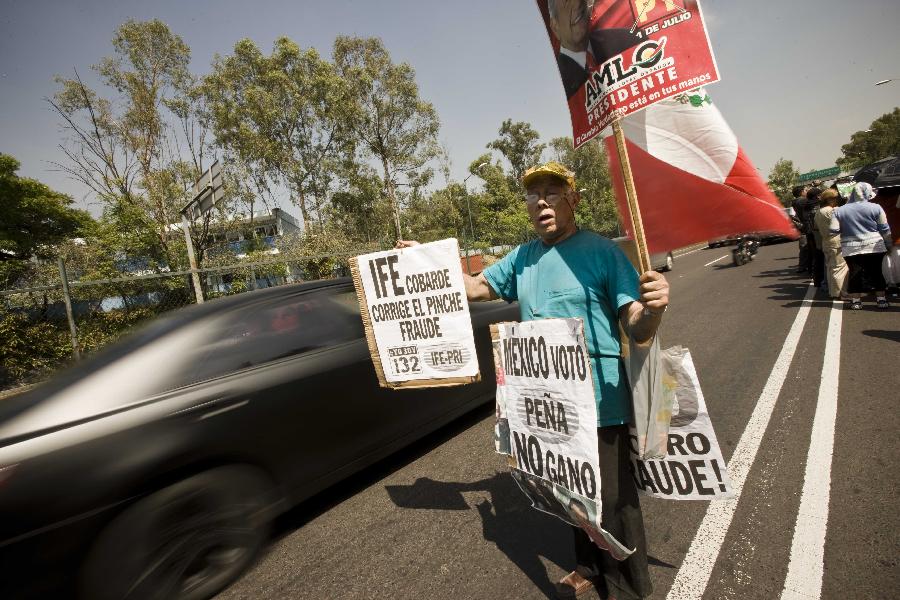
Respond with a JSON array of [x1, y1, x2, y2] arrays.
[[0, 312, 73, 389], [0, 305, 167, 390], [75, 305, 161, 354]]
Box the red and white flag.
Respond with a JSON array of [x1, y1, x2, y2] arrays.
[[606, 90, 797, 253]]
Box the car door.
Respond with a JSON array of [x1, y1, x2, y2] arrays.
[[167, 283, 504, 501]]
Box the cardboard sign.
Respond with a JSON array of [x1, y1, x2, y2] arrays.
[[491, 318, 633, 558], [629, 348, 733, 499], [350, 239, 480, 389], [536, 0, 720, 148]]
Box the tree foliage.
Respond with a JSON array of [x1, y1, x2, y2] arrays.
[[0, 154, 91, 263], [202, 37, 352, 231], [487, 119, 546, 185], [767, 158, 799, 206], [0, 154, 92, 289], [836, 107, 900, 170], [48, 19, 227, 272], [333, 36, 440, 239]]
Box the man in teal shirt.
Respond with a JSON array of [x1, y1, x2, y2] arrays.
[[399, 161, 668, 599], [482, 216, 642, 429]]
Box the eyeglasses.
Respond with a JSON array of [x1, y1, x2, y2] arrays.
[[524, 190, 567, 205]]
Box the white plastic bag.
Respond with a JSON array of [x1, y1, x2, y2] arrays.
[[622, 335, 676, 459]]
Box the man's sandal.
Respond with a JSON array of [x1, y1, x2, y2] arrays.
[[553, 570, 596, 599]]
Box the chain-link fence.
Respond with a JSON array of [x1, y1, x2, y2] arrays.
[[0, 252, 360, 391]]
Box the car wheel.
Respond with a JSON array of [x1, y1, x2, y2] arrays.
[[80, 466, 271, 600], [663, 253, 674, 272]]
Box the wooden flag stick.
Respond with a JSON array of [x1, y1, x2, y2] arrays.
[[612, 118, 652, 275]]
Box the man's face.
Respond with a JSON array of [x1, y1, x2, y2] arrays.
[[525, 174, 579, 243], [550, 0, 590, 52]]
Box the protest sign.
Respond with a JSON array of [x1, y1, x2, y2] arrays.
[[350, 239, 480, 389], [629, 347, 733, 499], [491, 318, 633, 559], [536, 0, 720, 149]]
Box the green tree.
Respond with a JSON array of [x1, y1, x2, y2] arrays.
[[836, 107, 900, 170], [767, 158, 799, 206], [487, 119, 546, 185], [202, 37, 352, 232], [548, 137, 619, 237], [328, 165, 394, 244], [404, 183, 467, 245], [465, 154, 531, 246], [333, 36, 440, 239], [0, 154, 91, 263], [0, 154, 92, 287]]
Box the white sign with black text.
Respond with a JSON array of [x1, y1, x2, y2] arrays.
[[353, 238, 479, 386], [629, 348, 733, 500], [492, 318, 633, 558]]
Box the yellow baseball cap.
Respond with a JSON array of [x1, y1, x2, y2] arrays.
[[522, 161, 576, 190]]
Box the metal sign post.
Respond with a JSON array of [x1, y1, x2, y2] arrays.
[[181, 214, 204, 304], [181, 160, 224, 304], [57, 257, 80, 360]]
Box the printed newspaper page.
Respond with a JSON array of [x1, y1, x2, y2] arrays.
[[492, 318, 633, 559], [629, 347, 733, 499]]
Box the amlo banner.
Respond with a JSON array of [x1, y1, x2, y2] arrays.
[[536, 0, 720, 148]]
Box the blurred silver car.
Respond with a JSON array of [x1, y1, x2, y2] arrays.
[[613, 236, 674, 272]]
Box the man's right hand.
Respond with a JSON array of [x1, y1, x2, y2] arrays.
[[395, 239, 420, 249]]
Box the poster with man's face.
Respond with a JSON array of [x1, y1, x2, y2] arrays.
[[537, 0, 720, 147]]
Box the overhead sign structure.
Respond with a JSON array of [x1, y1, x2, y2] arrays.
[[537, 0, 720, 148], [798, 166, 840, 182], [183, 160, 224, 221], [350, 239, 480, 389], [492, 318, 632, 558]]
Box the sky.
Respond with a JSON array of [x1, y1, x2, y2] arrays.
[[2, 0, 899, 217]]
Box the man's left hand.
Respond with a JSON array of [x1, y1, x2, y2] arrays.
[[639, 270, 669, 315]]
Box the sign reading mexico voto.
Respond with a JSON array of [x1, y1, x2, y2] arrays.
[[492, 318, 633, 558], [350, 239, 480, 389], [537, 0, 720, 148]]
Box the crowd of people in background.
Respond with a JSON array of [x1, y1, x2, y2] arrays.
[[790, 181, 898, 309]]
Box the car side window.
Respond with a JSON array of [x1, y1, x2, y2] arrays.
[[174, 286, 363, 389]]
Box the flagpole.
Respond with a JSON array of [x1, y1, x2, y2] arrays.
[[611, 118, 652, 274]]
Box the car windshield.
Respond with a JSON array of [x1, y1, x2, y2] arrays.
[[169, 287, 363, 390]]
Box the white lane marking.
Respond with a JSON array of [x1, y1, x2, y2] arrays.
[[674, 246, 706, 258], [781, 300, 842, 600], [667, 284, 817, 600], [704, 254, 729, 267]]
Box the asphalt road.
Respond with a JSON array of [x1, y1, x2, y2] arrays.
[[217, 241, 899, 600]]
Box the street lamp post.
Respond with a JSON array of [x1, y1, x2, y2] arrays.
[[460, 162, 488, 273]]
